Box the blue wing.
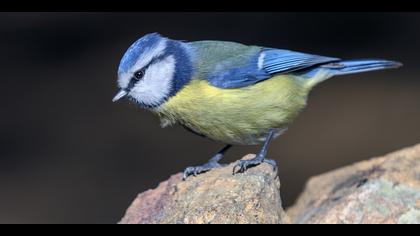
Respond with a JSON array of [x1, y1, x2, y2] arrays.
[[262, 49, 340, 74], [207, 48, 340, 89]]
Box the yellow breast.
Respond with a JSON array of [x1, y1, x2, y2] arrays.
[[154, 75, 309, 145]]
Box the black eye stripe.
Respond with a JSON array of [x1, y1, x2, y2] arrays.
[[126, 78, 138, 91], [126, 55, 167, 91], [134, 56, 166, 76]]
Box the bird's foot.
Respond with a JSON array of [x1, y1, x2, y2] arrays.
[[183, 159, 226, 180], [232, 154, 277, 175]]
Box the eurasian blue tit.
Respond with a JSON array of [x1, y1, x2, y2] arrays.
[[113, 33, 402, 180]]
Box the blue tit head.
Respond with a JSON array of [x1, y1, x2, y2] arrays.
[[113, 33, 193, 108]]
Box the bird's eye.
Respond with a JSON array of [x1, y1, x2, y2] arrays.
[[133, 70, 145, 80]]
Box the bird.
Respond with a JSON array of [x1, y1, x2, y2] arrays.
[[112, 33, 402, 180]]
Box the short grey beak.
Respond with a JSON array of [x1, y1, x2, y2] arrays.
[[112, 90, 127, 102]]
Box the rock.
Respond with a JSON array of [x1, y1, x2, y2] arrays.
[[288, 144, 420, 224], [119, 154, 289, 224], [120, 143, 420, 224]]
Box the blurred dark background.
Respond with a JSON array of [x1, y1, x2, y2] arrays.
[[0, 12, 419, 223]]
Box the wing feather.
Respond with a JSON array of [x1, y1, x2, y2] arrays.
[[203, 44, 340, 89], [262, 49, 339, 74]]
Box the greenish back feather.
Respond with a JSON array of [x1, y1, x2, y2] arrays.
[[188, 40, 261, 79]]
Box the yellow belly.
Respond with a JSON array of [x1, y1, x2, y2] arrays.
[[154, 75, 309, 145]]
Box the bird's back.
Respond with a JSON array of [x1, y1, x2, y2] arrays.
[[187, 40, 262, 78]]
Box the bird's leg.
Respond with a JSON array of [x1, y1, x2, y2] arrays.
[[233, 129, 277, 175], [183, 144, 232, 180]]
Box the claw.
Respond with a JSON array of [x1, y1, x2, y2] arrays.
[[182, 162, 218, 180], [193, 168, 200, 176], [232, 157, 278, 175], [183, 145, 232, 180], [232, 160, 250, 175], [232, 163, 240, 175], [183, 167, 194, 180]]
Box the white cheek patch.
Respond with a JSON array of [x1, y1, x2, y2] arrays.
[[129, 55, 176, 107]]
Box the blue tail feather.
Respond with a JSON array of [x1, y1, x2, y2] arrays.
[[302, 59, 402, 87], [322, 59, 402, 76]]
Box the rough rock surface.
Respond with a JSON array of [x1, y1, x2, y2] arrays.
[[119, 154, 288, 224], [288, 144, 420, 224], [120, 143, 420, 224]]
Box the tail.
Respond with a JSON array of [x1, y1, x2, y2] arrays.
[[304, 59, 402, 88], [324, 59, 402, 76]]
